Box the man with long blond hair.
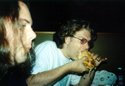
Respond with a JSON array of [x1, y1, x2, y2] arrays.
[[0, 0, 36, 85]]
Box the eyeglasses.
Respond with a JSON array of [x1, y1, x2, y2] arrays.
[[72, 36, 88, 44]]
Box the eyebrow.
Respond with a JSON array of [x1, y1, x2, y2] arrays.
[[74, 35, 91, 41], [19, 18, 32, 24]]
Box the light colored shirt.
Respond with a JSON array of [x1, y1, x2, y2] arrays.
[[91, 70, 117, 86], [32, 41, 81, 86]]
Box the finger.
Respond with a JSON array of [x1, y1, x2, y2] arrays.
[[100, 57, 108, 62], [95, 57, 101, 62], [92, 54, 99, 60], [103, 57, 108, 61]]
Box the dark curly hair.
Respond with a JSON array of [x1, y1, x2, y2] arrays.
[[53, 19, 97, 49]]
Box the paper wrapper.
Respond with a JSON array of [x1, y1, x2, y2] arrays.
[[78, 50, 96, 69]]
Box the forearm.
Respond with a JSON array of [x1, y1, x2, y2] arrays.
[[27, 64, 70, 86], [78, 69, 96, 86], [27, 59, 88, 86], [78, 76, 92, 86]]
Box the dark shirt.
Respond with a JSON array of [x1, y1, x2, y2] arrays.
[[0, 67, 28, 86]]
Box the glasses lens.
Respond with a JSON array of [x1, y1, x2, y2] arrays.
[[81, 38, 87, 44]]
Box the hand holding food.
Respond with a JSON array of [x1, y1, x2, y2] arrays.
[[78, 50, 107, 69]]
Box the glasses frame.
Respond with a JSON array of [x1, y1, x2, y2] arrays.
[[72, 36, 88, 45]]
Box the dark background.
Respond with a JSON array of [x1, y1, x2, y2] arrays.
[[29, 0, 125, 33]]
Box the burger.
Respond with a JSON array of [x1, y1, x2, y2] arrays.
[[78, 50, 96, 69]]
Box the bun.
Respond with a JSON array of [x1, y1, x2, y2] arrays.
[[78, 50, 96, 69]]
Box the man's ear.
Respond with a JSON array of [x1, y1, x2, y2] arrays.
[[65, 37, 71, 45]]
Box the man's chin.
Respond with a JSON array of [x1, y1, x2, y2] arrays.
[[15, 57, 27, 65]]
